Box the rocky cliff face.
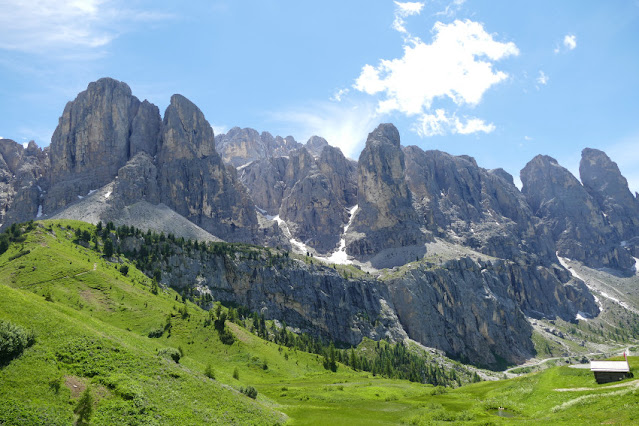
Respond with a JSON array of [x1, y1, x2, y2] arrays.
[[280, 173, 347, 252], [317, 145, 357, 207], [157, 95, 258, 242], [580, 148, 639, 247], [386, 256, 597, 367], [240, 144, 357, 254], [346, 124, 427, 261], [521, 155, 634, 270], [136, 236, 596, 368], [46, 78, 161, 212], [0, 139, 47, 226], [404, 147, 556, 265]]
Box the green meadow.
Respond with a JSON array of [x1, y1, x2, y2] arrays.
[[1, 220, 638, 425]]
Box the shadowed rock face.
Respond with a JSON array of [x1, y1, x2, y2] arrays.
[[239, 144, 357, 254], [280, 173, 347, 252], [317, 145, 357, 207], [580, 148, 639, 243], [521, 155, 634, 270], [157, 95, 258, 242], [404, 147, 556, 264], [347, 124, 427, 259], [239, 156, 289, 215]]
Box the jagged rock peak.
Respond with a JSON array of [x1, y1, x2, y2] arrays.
[[347, 123, 426, 264], [521, 153, 634, 270], [215, 127, 302, 167], [367, 123, 401, 148], [489, 168, 515, 186], [580, 147, 639, 241], [48, 77, 161, 195], [305, 135, 329, 156], [159, 94, 217, 161]]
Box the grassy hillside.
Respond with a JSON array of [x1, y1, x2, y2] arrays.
[[1, 220, 638, 425]]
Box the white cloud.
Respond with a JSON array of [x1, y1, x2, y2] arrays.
[[563, 34, 577, 50], [392, 1, 424, 34], [413, 109, 495, 137], [524, 135, 533, 141], [354, 19, 518, 136], [330, 88, 350, 102], [270, 100, 379, 159], [536, 70, 549, 86], [435, 0, 467, 17], [0, 0, 171, 54]]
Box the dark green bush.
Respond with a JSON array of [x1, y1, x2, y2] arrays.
[[119, 265, 129, 276], [147, 327, 164, 338], [205, 363, 215, 379], [0, 320, 35, 364], [157, 347, 181, 363], [240, 386, 258, 399]]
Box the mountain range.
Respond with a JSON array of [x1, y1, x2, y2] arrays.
[[2, 77, 638, 368]]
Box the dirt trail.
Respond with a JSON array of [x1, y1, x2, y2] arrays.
[[554, 379, 639, 392]]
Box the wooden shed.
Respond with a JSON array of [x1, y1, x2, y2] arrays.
[[590, 360, 632, 384]]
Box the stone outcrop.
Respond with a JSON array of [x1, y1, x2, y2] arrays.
[[521, 155, 634, 270], [346, 124, 427, 260], [157, 95, 258, 242], [111, 152, 160, 207]]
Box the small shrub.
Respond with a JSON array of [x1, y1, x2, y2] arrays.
[[49, 377, 62, 394], [119, 265, 129, 276], [147, 327, 164, 338], [205, 363, 215, 379], [74, 386, 93, 425], [240, 386, 258, 399], [233, 367, 239, 380], [430, 386, 448, 395], [158, 347, 181, 363], [0, 320, 36, 364]]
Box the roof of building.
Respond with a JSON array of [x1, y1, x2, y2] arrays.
[[590, 360, 630, 373]]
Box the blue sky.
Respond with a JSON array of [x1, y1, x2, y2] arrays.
[[1, 0, 638, 191]]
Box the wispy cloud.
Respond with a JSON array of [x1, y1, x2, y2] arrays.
[[354, 19, 518, 136], [0, 0, 172, 55], [536, 70, 549, 88], [269, 100, 379, 159], [563, 34, 577, 50], [330, 88, 350, 102], [435, 0, 467, 18], [413, 109, 495, 137], [392, 1, 424, 34]]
